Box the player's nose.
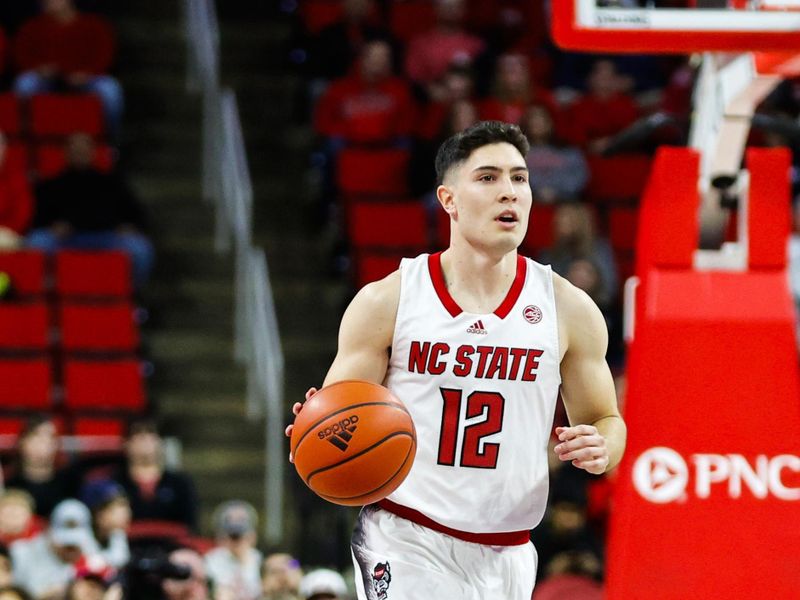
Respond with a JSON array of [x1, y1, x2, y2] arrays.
[[498, 176, 519, 202]]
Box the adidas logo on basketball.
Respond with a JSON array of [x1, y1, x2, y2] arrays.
[[466, 320, 488, 335], [318, 415, 359, 451]]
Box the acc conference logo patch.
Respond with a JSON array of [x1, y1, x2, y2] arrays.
[[523, 305, 542, 324], [633, 447, 688, 503]]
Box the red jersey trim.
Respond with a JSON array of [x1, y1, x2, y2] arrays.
[[428, 252, 462, 317], [377, 499, 531, 546], [494, 255, 527, 318], [427, 252, 527, 320]]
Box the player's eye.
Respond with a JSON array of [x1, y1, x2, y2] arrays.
[[478, 174, 495, 182], [513, 174, 527, 183]]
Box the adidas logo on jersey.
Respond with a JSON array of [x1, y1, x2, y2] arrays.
[[318, 415, 359, 451], [466, 320, 488, 335]]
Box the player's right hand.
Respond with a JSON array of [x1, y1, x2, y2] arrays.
[[285, 387, 317, 463]]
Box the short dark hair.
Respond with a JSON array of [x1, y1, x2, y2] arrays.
[[434, 120, 530, 185]]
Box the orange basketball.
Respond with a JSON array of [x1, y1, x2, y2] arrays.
[[291, 380, 417, 506]]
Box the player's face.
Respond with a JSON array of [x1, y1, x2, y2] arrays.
[[440, 142, 531, 255]]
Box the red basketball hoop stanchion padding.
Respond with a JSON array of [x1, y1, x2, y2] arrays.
[[606, 147, 800, 599]]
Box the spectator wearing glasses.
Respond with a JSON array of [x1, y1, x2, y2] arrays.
[[205, 500, 263, 600]]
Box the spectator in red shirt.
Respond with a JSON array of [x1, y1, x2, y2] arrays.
[[12, 0, 123, 135], [417, 64, 476, 142], [0, 132, 34, 250], [404, 0, 484, 94], [567, 59, 639, 154], [478, 53, 556, 126], [315, 39, 415, 147]]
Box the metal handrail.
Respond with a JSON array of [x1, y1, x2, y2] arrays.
[[184, 0, 284, 544]]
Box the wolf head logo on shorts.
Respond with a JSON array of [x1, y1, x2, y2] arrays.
[[372, 561, 391, 599]]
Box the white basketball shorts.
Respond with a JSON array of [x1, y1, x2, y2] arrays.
[[350, 504, 537, 600]]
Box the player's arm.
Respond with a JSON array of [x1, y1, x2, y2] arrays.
[[285, 271, 400, 449], [322, 270, 400, 386], [555, 276, 627, 474]]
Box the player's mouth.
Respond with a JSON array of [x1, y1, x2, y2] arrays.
[[495, 210, 519, 229]]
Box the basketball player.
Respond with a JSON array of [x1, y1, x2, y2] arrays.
[[287, 121, 626, 599]]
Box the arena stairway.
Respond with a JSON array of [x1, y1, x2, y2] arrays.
[[106, 1, 354, 560]]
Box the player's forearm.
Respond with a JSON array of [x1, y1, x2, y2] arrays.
[[593, 414, 627, 472]]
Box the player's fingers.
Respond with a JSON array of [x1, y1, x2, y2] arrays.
[[288, 450, 294, 464], [554, 435, 604, 455], [284, 423, 294, 438], [558, 446, 606, 463], [573, 456, 609, 474], [304, 387, 318, 402], [557, 424, 598, 441], [292, 402, 303, 416]]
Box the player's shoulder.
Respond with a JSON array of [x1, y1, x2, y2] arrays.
[[551, 271, 607, 338], [349, 269, 402, 319]]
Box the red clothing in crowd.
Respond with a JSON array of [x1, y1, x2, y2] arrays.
[[478, 89, 558, 128], [13, 12, 115, 75], [405, 30, 484, 86], [566, 93, 638, 147], [0, 27, 6, 75], [0, 165, 33, 234], [315, 75, 415, 144]]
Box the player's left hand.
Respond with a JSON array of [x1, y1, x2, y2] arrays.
[[554, 425, 609, 475]]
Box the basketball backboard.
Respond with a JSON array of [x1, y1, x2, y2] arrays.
[[551, 1, 800, 53]]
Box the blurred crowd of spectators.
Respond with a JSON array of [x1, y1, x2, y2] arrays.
[[0, 0, 154, 290], [0, 415, 352, 600], [291, 0, 800, 595]]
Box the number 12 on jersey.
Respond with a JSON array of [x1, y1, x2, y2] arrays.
[[437, 388, 505, 469]]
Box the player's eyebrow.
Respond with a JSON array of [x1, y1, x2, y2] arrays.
[[471, 165, 529, 173]]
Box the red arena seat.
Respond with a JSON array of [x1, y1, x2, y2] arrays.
[[521, 204, 556, 255], [347, 200, 429, 249], [64, 359, 146, 412], [0, 359, 52, 410], [0, 251, 47, 296], [353, 253, 406, 288], [0, 302, 50, 351], [389, 1, 437, 42], [0, 93, 22, 137], [35, 143, 115, 179], [55, 251, 132, 298], [586, 154, 652, 204], [337, 148, 410, 197], [59, 302, 139, 353], [29, 94, 104, 138], [608, 206, 640, 252], [72, 417, 125, 437], [300, 0, 343, 33]]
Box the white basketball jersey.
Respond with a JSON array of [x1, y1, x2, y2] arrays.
[[384, 252, 561, 534]]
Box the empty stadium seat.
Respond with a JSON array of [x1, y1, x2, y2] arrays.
[[300, 0, 343, 33], [0, 93, 22, 137], [337, 148, 410, 197], [390, 0, 437, 42], [55, 251, 132, 298], [0, 251, 47, 296], [0, 302, 50, 351], [0, 359, 52, 410], [521, 204, 556, 255], [586, 154, 652, 204], [4, 142, 31, 174], [353, 253, 406, 288], [72, 417, 125, 437], [35, 143, 115, 179], [59, 302, 139, 353], [64, 359, 146, 411], [347, 201, 430, 248], [608, 206, 639, 251], [30, 94, 104, 138]]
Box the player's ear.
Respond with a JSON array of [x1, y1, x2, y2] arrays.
[[437, 184, 456, 217]]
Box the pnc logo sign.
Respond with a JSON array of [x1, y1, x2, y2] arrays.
[[633, 447, 800, 504]]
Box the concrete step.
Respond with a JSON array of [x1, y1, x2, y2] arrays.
[[148, 329, 235, 362]]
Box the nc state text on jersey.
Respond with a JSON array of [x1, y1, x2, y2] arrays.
[[408, 341, 545, 381]]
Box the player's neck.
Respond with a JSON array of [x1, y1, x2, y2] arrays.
[[439, 247, 518, 313]]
